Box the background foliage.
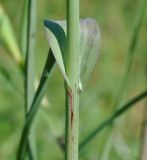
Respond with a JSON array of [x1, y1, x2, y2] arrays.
[[0, 0, 146, 159]]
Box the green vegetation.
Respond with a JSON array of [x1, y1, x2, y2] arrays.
[[0, 0, 147, 160]]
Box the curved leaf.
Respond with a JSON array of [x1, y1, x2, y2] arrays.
[[44, 20, 68, 83], [79, 18, 101, 90], [44, 18, 101, 90]]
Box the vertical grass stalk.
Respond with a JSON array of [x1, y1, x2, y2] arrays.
[[23, 0, 37, 159], [65, 0, 80, 160], [25, 0, 36, 112]]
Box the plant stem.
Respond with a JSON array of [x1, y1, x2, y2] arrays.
[[23, 0, 37, 159], [20, 0, 28, 58], [66, 0, 80, 83], [25, 0, 36, 112], [65, 84, 79, 160], [65, 0, 80, 160]]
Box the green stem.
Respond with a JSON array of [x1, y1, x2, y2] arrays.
[[20, 0, 28, 58], [66, 0, 80, 83], [65, 84, 79, 160], [79, 90, 147, 150], [17, 0, 37, 159], [25, 0, 37, 159], [25, 0, 36, 112], [65, 0, 80, 160]]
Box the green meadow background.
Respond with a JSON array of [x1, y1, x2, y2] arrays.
[[0, 0, 146, 159]]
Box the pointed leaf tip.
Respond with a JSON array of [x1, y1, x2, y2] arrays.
[[44, 20, 68, 81]]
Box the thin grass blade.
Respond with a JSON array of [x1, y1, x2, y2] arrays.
[[79, 90, 147, 150], [17, 49, 55, 160], [24, 0, 37, 159], [20, 0, 29, 58], [0, 4, 23, 68]]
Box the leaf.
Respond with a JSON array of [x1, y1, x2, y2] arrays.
[[112, 0, 147, 110], [24, 0, 37, 159], [44, 18, 101, 90], [44, 20, 68, 84], [17, 49, 55, 160], [20, 0, 29, 57], [79, 18, 101, 90], [25, 0, 37, 112], [0, 4, 22, 66]]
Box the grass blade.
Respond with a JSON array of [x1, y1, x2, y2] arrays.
[[79, 90, 147, 150], [23, 0, 37, 159], [0, 3, 23, 69], [44, 20, 68, 83], [20, 0, 29, 58], [17, 49, 55, 160], [25, 0, 36, 112]]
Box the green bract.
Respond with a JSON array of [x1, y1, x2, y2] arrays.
[[44, 18, 101, 90]]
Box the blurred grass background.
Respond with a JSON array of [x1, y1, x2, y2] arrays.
[[0, 0, 147, 159]]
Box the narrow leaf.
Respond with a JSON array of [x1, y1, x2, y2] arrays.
[[44, 20, 68, 83], [25, 0, 37, 112], [0, 4, 23, 67], [24, 0, 37, 159], [44, 18, 101, 90], [79, 90, 147, 150], [17, 49, 55, 160], [20, 0, 29, 57]]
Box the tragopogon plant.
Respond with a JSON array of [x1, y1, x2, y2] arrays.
[[1, 0, 147, 159], [17, 0, 101, 160]]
